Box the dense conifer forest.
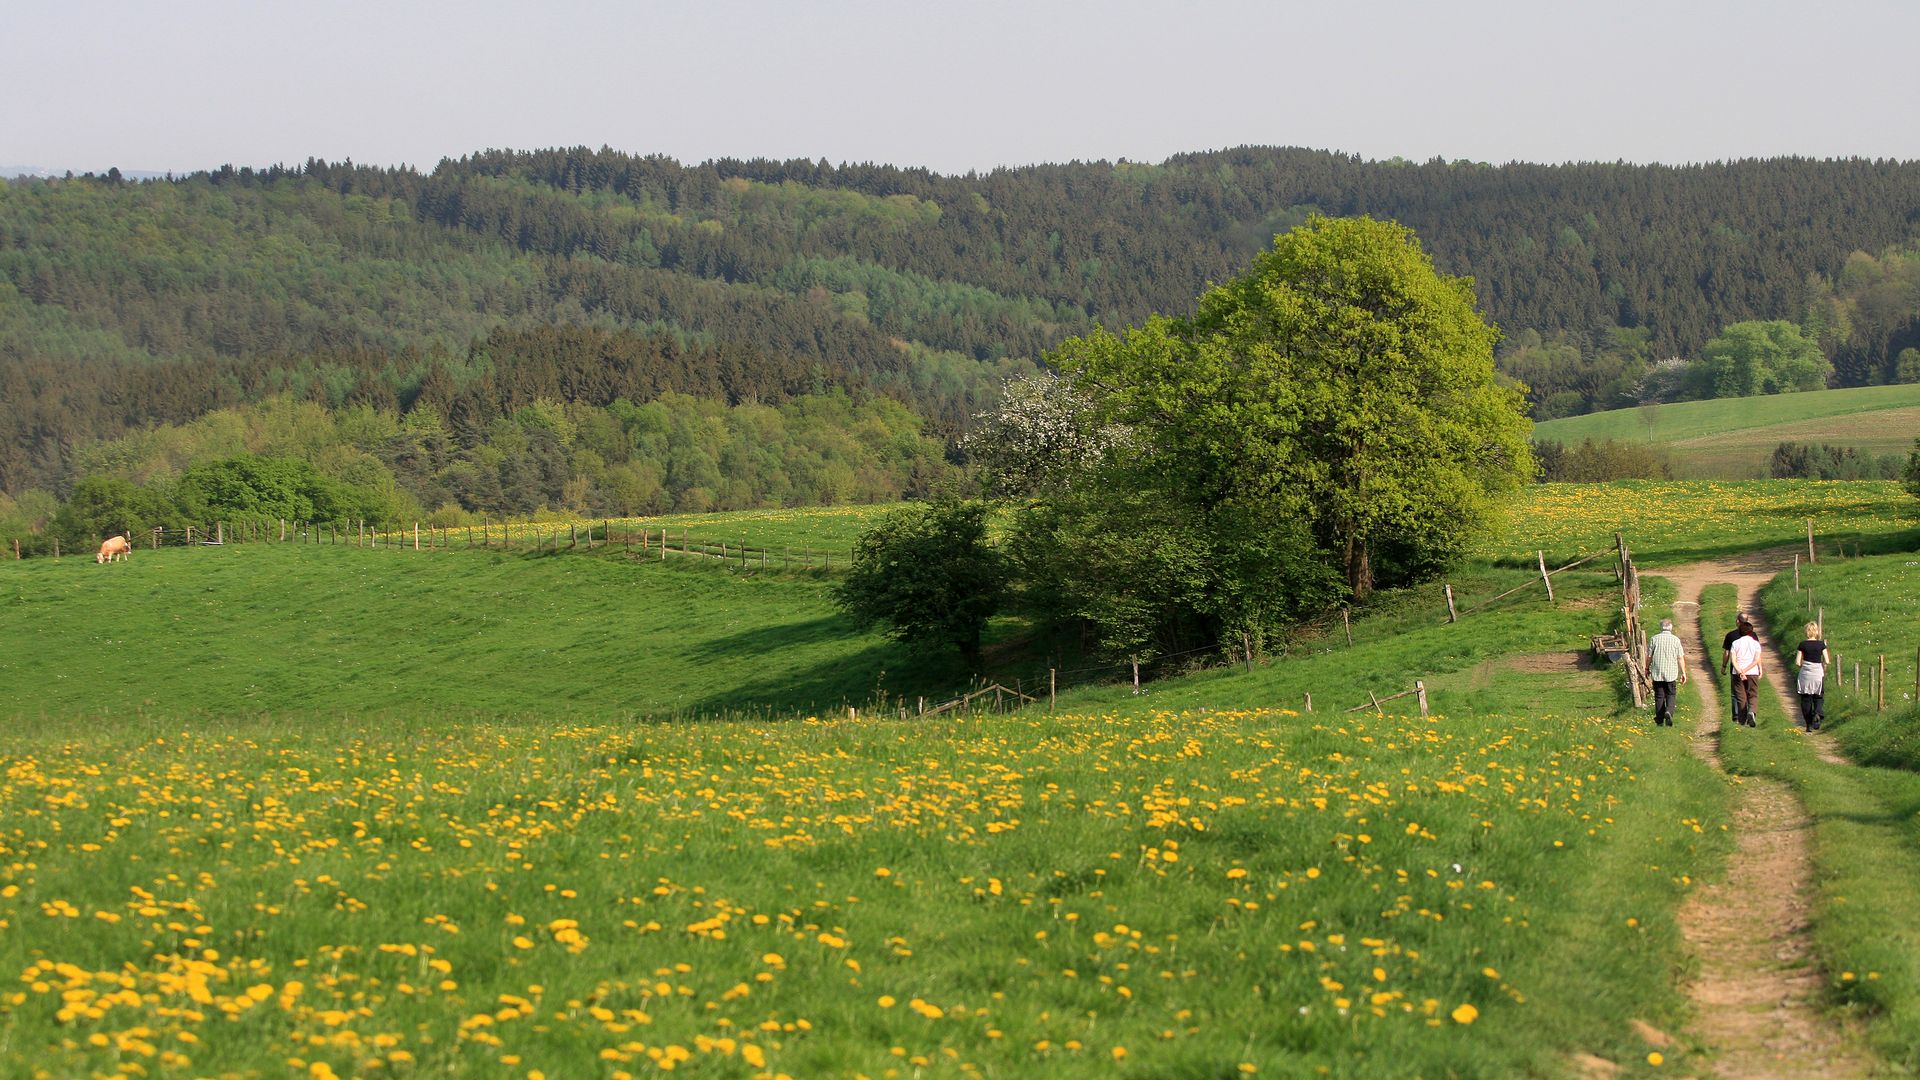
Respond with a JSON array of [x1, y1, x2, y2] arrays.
[[6, 146, 1920, 521]]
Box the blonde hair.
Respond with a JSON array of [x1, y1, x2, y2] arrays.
[[1805, 621, 1821, 639]]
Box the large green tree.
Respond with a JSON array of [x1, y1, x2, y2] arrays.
[[1056, 215, 1532, 599], [1687, 320, 1831, 398]]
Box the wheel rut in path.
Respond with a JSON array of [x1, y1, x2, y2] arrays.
[[1655, 552, 1871, 1078]]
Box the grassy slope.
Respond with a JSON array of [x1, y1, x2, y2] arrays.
[[0, 544, 974, 721], [1703, 583, 1920, 1068], [1533, 384, 1920, 478]]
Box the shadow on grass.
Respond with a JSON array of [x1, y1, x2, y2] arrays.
[[676, 636, 991, 720]]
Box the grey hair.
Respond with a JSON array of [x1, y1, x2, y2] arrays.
[[1659, 619, 1673, 631]]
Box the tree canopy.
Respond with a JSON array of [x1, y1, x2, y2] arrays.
[[1688, 321, 1832, 398], [1056, 215, 1533, 600]]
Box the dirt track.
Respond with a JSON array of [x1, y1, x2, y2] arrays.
[[1653, 551, 1872, 1078]]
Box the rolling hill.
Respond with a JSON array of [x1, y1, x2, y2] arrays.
[[1532, 383, 1920, 477]]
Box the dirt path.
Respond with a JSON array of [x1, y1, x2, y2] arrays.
[[1653, 551, 1872, 1078], [1659, 549, 1848, 763]]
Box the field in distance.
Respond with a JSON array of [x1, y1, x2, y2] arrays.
[[1532, 383, 1920, 478]]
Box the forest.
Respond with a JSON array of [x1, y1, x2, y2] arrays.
[[7, 147, 1920, 522]]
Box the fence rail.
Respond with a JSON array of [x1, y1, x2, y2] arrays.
[[8, 517, 854, 572]]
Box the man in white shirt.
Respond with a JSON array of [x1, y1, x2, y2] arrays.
[[1728, 617, 1764, 727]]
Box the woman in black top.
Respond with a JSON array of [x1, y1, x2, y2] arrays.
[[1793, 621, 1830, 732]]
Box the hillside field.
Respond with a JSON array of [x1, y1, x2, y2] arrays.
[[4, 481, 1920, 1075], [1532, 383, 1920, 477]]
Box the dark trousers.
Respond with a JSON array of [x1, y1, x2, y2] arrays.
[[1799, 692, 1824, 731], [1731, 675, 1759, 726], [1652, 680, 1677, 726]]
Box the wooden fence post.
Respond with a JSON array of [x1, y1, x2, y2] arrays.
[[1416, 680, 1429, 718], [1880, 655, 1887, 712], [413, 523, 420, 551], [1342, 606, 1352, 647], [1303, 692, 1312, 713], [11, 539, 18, 560], [1242, 632, 1253, 673], [1132, 658, 1141, 694], [280, 518, 286, 542], [1807, 518, 1816, 564], [1537, 550, 1554, 603], [1049, 668, 1057, 713], [1444, 584, 1457, 623], [1794, 553, 1801, 590], [216, 521, 224, 545]]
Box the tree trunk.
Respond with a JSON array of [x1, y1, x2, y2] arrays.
[[1346, 536, 1373, 600]]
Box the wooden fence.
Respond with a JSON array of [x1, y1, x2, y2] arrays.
[[8, 517, 852, 573]]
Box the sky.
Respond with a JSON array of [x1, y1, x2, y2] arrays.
[[6, 0, 1920, 176]]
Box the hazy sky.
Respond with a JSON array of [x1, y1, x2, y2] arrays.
[[6, 0, 1919, 175]]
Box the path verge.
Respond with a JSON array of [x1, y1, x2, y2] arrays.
[[1655, 557, 1874, 1078]]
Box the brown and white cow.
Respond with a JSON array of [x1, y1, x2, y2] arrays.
[[96, 534, 132, 564]]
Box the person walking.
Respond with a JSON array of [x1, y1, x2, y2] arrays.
[[1793, 620, 1830, 732], [1646, 618, 1688, 726], [1727, 614, 1764, 727]]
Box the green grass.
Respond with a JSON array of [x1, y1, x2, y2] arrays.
[[1534, 383, 1920, 478], [0, 596, 1726, 1078], [1486, 480, 1920, 567], [1757, 553, 1920, 768], [35, 481, 1920, 1074], [1702, 583, 1920, 1068], [0, 543, 973, 721]]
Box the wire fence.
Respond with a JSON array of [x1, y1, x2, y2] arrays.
[[10, 517, 855, 572]]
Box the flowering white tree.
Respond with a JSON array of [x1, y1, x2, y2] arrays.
[[958, 371, 1127, 497]]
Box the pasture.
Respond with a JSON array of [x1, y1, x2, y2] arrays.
[[0, 545, 938, 721], [1532, 383, 1920, 478]]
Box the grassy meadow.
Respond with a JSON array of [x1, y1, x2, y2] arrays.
[[1, 636, 1725, 1078], [1532, 383, 1920, 478], [6, 480, 1920, 1076], [0, 543, 948, 721], [1484, 480, 1920, 566]]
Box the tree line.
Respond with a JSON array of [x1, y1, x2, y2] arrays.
[[1, 390, 946, 556], [11, 148, 1920, 501]]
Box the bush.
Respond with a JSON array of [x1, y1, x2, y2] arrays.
[[1769, 442, 1902, 480], [837, 500, 1008, 666], [1534, 439, 1672, 482]]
